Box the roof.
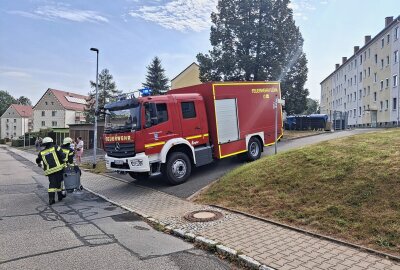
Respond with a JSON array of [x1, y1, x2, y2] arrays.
[[321, 15, 400, 84], [171, 62, 199, 82], [35, 88, 89, 111], [11, 104, 33, 117]]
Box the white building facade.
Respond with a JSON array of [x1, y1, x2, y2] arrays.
[[0, 104, 33, 139], [321, 16, 400, 127]]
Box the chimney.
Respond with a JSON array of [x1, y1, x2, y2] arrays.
[[385, 16, 394, 27], [335, 64, 340, 70], [354, 46, 360, 54], [342, 57, 347, 64], [364, 35, 371, 44]]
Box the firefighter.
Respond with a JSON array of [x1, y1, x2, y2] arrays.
[[61, 137, 75, 196], [36, 137, 66, 205], [61, 137, 75, 165]]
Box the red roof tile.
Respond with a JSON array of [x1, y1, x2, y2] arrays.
[[11, 104, 33, 117], [49, 88, 89, 111]]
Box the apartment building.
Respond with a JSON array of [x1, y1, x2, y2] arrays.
[[33, 88, 88, 131], [0, 104, 33, 139], [171, 62, 201, 89], [320, 16, 400, 127]]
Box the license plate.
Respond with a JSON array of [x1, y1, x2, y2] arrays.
[[114, 160, 124, 165]]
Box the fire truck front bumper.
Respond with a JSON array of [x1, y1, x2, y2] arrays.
[[105, 153, 150, 172]]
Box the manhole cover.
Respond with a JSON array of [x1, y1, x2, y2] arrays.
[[184, 210, 223, 222]]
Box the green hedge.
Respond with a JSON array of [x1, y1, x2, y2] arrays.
[[11, 139, 24, 147]]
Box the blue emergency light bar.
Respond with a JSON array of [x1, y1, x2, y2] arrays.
[[139, 87, 152, 96]]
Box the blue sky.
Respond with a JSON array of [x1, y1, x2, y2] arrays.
[[0, 0, 399, 105]]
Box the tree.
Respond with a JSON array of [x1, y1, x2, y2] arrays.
[[303, 98, 320, 115], [16, 96, 32, 106], [0, 90, 16, 116], [142, 57, 169, 95], [86, 68, 121, 123], [197, 0, 309, 113]]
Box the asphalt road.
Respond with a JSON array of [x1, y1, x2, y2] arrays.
[[0, 147, 233, 270], [108, 129, 377, 198]]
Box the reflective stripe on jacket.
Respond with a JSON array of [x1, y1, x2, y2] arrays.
[[40, 147, 64, 176]]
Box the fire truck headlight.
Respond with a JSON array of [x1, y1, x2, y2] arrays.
[[130, 159, 143, 167]]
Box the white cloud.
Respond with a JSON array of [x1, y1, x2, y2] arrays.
[[128, 0, 217, 32], [9, 5, 108, 23], [0, 71, 31, 78]]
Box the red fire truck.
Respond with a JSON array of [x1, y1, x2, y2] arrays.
[[103, 82, 283, 185]]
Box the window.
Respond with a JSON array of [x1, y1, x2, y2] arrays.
[[387, 55, 390, 66], [359, 107, 362, 116], [395, 51, 399, 63], [396, 27, 399, 40], [386, 100, 389, 110], [359, 72, 362, 82], [363, 106, 365, 115], [368, 86, 370, 96], [13, 119, 16, 123], [374, 73, 377, 83], [360, 55, 363, 64], [344, 103, 347, 109], [354, 92, 356, 101], [51, 102, 54, 105], [13, 126, 16, 130], [381, 59, 384, 69], [52, 121, 57, 127], [6, 119, 9, 123], [381, 80, 384, 90], [45, 101, 48, 105], [393, 98, 397, 110], [368, 67, 371, 77], [380, 101, 383, 111], [52, 111, 56, 117], [375, 54, 378, 63], [381, 38, 385, 48], [41, 121, 45, 127], [41, 111, 45, 117], [181, 102, 196, 119], [353, 109, 356, 118], [350, 110, 352, 118], [363, 88, 366, 96], [359, 90, 362, 100], [387, 34, 390, 44], [386, 78, 389, 88], [393, 75, 398, 87], [374, 92, 377, 101], [156, 103, 168, 124]]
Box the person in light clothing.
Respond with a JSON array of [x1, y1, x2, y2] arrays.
[[76, 137, 84, 164]]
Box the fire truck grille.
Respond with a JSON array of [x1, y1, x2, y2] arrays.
[[105, 143, 135, 158]]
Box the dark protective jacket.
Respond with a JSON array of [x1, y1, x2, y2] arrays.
[[36, 145, 66, 176], [61, 145, 75, 165]]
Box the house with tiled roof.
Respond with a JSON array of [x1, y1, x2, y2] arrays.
[[171, 62, 201, 89], [0, 104, 33, 139], [33, 88, 89, 131]]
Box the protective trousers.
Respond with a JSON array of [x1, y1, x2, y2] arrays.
[[48, 170, 64, 203]]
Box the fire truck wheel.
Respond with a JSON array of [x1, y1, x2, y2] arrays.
[[246, 137, 262, 161], [128, 172, 149, 181], [163, 152, 192, 185]]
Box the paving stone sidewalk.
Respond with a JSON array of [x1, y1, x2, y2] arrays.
[[7, 146, 400, 270]]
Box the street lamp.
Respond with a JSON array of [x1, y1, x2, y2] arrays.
[[22, 110, 25, 148], [90, 47, 99, 168]]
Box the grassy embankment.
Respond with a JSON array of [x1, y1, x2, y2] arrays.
[[196, 129, 400, 255]]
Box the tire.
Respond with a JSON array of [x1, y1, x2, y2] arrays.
[[245, 137, 262, 161], [128, 172, 149, 181], [162, 152, 192, 185]]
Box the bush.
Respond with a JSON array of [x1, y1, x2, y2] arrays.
[[0, 139, 5, 144], [11, 139, 24, 147]]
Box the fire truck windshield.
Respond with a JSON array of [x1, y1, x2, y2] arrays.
[[104, 105, 141, 134]]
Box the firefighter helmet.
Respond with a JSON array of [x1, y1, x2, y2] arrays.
[[63, 137, 73, 145], [42, 137, 53, 144]]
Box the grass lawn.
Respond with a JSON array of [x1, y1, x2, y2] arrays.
[[80, 160, 108, 174], [282, 130, 326, 140], [196, 129, 400, 256]]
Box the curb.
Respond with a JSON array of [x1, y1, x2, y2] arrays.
[[82, 185, 277, 270]]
